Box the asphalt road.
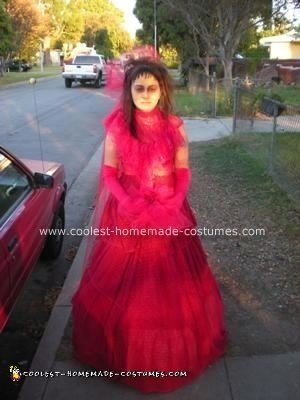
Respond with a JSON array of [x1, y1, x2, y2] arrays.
[[0, 75, 114, 187], [0, 76, 115, 399]]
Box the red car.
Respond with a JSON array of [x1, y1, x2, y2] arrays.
[[0, 146, 67, 332]]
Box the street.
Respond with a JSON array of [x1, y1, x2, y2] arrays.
[[0, 76, 115, 399], [0, 75, 114, 186]]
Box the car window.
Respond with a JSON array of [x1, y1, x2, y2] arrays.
[[75, 56, 100, 64], [0, 154, 31, 224]]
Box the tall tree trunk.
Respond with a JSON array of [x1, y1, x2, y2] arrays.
[[0, 57, 4, 77], [222, 57, 233, 92], [219, 43, 233, 91]]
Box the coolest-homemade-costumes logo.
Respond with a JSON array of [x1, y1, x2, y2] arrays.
[[9, 365, 22, 382]]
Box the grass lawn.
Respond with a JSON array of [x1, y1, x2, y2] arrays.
[[238, 132, 300, 197], [174, 85, 300, 118], [189, 139, 300, 357], [174, 87, 233, 117], [173, 81, 300, 117], [271, 85, 300, 105], [173, 89, 212, 117], [0, 65, 61, 86], [194, 137, 300, 230]]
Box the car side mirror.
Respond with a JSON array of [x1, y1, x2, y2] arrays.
[[34, 172, 54, 188]]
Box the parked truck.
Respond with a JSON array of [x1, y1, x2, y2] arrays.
[[62, 54, 106, 88]]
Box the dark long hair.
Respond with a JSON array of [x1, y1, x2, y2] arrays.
[[121, 57, 173, 137]]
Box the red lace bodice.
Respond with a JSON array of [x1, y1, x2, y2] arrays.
[[103, 106, 185, 198]]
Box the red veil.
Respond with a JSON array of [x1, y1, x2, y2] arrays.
[[83, 102, 197, 268], [72, 48, 227, 394], [84, 45, 189, 267]]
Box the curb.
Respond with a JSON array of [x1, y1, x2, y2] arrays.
[[0, 74, 61, 89], [18, 143, 103, 400]]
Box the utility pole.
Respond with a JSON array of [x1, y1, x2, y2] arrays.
[[154, 0, 157, 57]]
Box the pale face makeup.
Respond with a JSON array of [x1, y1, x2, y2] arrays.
[[131, 74, 161, 112]]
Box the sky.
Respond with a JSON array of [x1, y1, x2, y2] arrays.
[[285, 5, 300, 24], [111, 0, 142, 38]]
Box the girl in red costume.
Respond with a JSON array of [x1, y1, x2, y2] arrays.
[[72, 57, 227, 393]]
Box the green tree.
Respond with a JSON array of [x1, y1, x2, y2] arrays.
[[81, 0, 132, 57], [0, 1, 13, 57], [6, 0, 48, 59], [135, 0, 225, 86], [94, 28, 112, 57], [162, 0, 287, 87], [45, 0, 85, 47], [134, 0, 196, 63], [39, 0, 132, 58], [159, 44, 179, 68]]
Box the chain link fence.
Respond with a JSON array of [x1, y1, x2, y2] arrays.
[[182, 68, 300, 202], [186, 70, 232, 117], [232, 82, 300, 203]]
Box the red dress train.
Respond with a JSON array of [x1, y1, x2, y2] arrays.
[[72, 107, 227, 393]]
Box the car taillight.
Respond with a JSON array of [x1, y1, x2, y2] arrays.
[[93, 64, 97, 73]]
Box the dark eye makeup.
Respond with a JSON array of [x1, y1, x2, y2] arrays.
[[134, 85, 159, 93]]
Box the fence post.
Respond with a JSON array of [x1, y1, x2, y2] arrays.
[[212, 72, 217, 118], [232, 78, 240, 136]]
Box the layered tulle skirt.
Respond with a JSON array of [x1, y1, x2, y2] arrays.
[[72, 196, 227, 393]]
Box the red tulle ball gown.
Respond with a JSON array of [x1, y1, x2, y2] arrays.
[[72, 106, 227, 393]]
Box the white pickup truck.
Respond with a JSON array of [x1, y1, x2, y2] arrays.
[[62, 54, 106, 88]]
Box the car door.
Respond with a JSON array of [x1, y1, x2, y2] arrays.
[[0, 242, 10, 330], [0, 151, 53, 302]]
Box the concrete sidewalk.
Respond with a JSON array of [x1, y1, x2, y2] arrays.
[[184, 117, 232, 141], [18, 118, 300, 400]]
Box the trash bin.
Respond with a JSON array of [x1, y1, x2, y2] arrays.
[[261, 97, 285, 117]]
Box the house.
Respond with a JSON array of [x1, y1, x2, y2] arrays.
[[259, 30, 300, 59], [258, 30, 300, 83]]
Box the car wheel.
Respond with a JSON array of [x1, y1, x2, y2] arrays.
[[42, 202, 65, 259], [65, 78, 72, 88], [94, 73, 101, 88]]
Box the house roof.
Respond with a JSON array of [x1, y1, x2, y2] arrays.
[[260, 30, 300, 46]]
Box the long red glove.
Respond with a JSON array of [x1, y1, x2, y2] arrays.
[[103, 165, 191, 228], [130, 167, 192, 229], [102, 165, 148, 217], [160, 167, 191, 209]]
